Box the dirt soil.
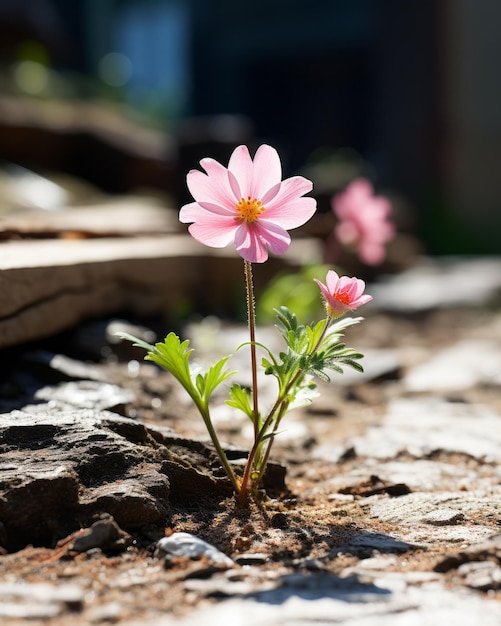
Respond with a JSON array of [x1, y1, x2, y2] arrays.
[[1, 307, 500, 624]]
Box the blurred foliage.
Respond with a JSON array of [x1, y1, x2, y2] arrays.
[[256, 264, 334, 325]]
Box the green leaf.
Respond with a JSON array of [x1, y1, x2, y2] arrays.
[[305, 319, 327, 351], [198, 356, 236, 403], [114, 331, 157, 354], [145, 332, 197, 397], [226, 383, 253, 420], [263, 349, 302, 382], [339, 358, 364, 373], [274, 306, 299, 336], [308, 367, 332, 382], [260, 429, 286, 442], [115, 329, 241, 492], [261, 357, 275, 376]]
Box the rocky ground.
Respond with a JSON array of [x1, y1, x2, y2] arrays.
[[1, 257, 501, 625]]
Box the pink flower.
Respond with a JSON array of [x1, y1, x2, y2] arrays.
[[179, 144, 317, 263], [332, 178, 394, 265], [314, 270, 372, 318]]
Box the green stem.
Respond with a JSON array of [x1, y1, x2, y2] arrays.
[[197, 403, 241, 494], [255, 397, 289, 474], [253, 369, 305, 480], [244, 260, 260, 439], [313, 315, 333, 352], [238, 388, 289, 501], [239, 315, 335, 501]]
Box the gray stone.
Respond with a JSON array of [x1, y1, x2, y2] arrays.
[[369, 256, 501, 312], [322, 460, 478, 493], [0, 233, 315, 349], [457, 561, 501, 591], [127, 579, 501, 626], [421, 508, 465, 526], [369, 492, 501, 547], [0, 410, 233, 551], [370, 491, 501, 525], [70, 515, 131, 552], [31, 380, 134, 412], [434, 534, 501, 573], [330, 531, 419, 557], [351, 398, 501, 463]]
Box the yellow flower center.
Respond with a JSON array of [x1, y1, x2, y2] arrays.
[[236, 196, 265, 223], [333, 291, 351, 305]]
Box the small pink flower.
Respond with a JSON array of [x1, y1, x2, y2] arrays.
[[179, 144, 317, 263], [314, 270, 372, 318], [332, 178, 394, 265]]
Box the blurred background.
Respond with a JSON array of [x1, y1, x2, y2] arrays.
[[0, 0, 500, 256]]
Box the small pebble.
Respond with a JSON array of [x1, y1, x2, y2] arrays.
[[155, 532, 233, 567], [421, 508, 465, 526]]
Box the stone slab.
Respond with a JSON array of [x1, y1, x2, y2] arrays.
[[0, 235, 317, 349]]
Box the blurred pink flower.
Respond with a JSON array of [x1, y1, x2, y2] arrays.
[[332, 178, 394, 265], [314, 270, 372, 318], [179, 144, 317, 263]]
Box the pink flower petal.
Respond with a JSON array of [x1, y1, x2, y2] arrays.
[[200, 157, 238, 204], [187, 216, 238, 248], [335, 221, 358, 245], [186, 169, 235, 209], [344, 280, 359, 299], [228, 145, 254, 199], [359, 242, 385, 265], [179, 201, 205, 223], [348, 178, 373, 202], [261, 181, 282, 205], [254, 220, 291, 256], [198, 202, 236, 215], [316, 269, 372, 317], [232, 220, 291, 263], [266, 176, 313, 209], [263, 197, 317, 230], [325, 270, 340, 293], [351, 279, 366, 300], [250, 144, 282, 199], [330, 177, 394, 266], [234, 223, 269, 263], [313, 278, 328, 298], [228, 169, 242, 199], [355, 294, 373, 306], [179, 144, 316, 262], [337, 276, 353, 291]]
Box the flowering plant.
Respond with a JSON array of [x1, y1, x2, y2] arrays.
[[330, 177, 394, 266], [117, 145, 372, 504]]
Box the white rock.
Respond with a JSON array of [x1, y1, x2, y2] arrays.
[[351, 398, 501, 462], [370, 257, 501, 312], [155, 532, 233, 567], [404, 340, 501, 392]]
